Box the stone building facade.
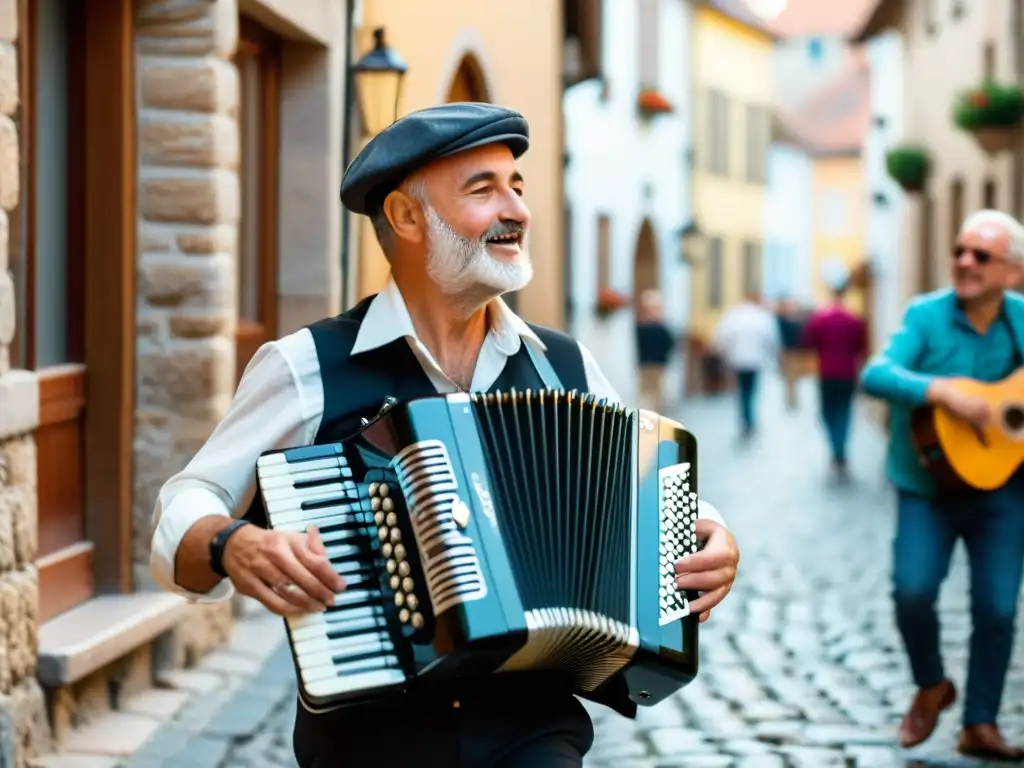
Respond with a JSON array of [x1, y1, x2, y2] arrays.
[[0, 3, 52, 767], [0, 0, 350, 763]]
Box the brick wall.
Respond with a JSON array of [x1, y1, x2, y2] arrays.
[[0, 3, 52, 767], [134, 0, 241, 661]]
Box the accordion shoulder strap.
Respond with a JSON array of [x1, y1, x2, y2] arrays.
[[525, 324, 590, 393], [523, 341, 564, 390]]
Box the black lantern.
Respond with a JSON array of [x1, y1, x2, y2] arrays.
[[352, 28, 408, 136]]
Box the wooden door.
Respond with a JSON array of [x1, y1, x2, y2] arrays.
[[12, 0, 136, 621], [234, 19, 281, 383], [16, 0, 93, 621]]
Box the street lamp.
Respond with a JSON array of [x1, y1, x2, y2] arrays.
[[352, 27, 408, 136], [678, 220, 703, 264]]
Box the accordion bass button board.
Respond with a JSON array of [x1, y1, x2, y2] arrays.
[[255, 390, 701, 713]]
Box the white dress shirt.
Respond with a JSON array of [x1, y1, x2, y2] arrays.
[[713, 301, 782, 372], [150, 277, 725, 602]]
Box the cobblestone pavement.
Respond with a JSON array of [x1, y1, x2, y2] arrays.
[[126, 378, 1024, 767]]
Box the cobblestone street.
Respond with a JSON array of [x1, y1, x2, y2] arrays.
[[124, 378, 1024, 768]]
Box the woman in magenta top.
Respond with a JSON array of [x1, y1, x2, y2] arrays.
[[801, 283, 868, 478]]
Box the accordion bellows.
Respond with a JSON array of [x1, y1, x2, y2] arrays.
[[255, 389, 700, 714]]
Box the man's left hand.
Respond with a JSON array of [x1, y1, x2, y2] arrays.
[[673, 518, 739, 622]]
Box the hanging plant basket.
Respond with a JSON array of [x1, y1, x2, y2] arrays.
[[952, 80, 1024, 156], [884, 144, 931, 193], [637, 89, 675, 118], [595, 287, 631, 319]]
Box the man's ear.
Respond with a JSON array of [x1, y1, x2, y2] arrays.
[[383, 190, 425, 246]]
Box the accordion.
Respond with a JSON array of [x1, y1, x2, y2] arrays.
[[255, 390, 701, 713]]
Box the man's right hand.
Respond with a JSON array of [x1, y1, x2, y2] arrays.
[[926, 379, 992, 428], [222, 524, 345, 617]]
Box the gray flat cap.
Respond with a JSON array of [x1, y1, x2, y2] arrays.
[[340, 102, 530, 215]]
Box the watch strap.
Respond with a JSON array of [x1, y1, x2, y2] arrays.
[[209, 519, 251, 578]]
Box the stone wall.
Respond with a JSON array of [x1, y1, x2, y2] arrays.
[[134, 0, 240, 660], [0, 5, 52, 767]]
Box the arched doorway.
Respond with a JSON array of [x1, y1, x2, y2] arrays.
[[446, 54, 489, 103], [633, 218, 659, 307]]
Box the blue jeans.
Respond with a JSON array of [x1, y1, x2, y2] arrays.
[[818, 378, 855, 463], [893, 485, 1024, 725], [736, 370, 759, 431]]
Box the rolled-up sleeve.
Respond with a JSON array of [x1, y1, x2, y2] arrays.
[[859, 301, 933, 406], [149, 330, 323, 603], [577, 341, 727, 528]]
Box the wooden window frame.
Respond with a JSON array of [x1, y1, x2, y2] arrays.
[[234, 17, 281, 382], [596, 214, 612, 291], [742, 240, 762, 297], [564, 0, 603, 85], [15, 0, 137, 617], [707, 237, 724, 310], [949, 177, 964, 245]]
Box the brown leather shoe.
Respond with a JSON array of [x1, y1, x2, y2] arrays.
[[898, 679, 957, 748], [957, 724, 1024, 761]]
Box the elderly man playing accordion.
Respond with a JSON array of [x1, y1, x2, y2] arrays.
[[149, 103, 740, 768]]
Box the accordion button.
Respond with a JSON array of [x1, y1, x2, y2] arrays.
[[411, 612, 424, 630], [371, 497, 382, 512], [452, 699, 460, 709], [402, 577, 415, 592], [369, 482, 379, 497], [390, 575, 401, 590], [386, 559, 397, 574], [378, 527, 389, 542], [382, 543, 393, 557], [406, 594, 419, 611], [399, 608, 410, 623], [395, 593, 405, 607], [390, 528, 402, 544], [394, 544, 407, 560], [386, 512, 398, 526], [374, 512, 385, 526], [379, 484, 390, 498], [398, 561, 411, 577], [382, 498, 394, 512]]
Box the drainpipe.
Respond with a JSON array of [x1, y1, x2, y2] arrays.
[[339, 0, 358, 310]]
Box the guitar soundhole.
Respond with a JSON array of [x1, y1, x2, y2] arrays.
[[1004, 406, 1024, 432]]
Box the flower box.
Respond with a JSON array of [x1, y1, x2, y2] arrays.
[[884, 144, 931, 193], [637, 89, 674, 117], [952, 80, 1024, 156], [595, 287, 631, 318]]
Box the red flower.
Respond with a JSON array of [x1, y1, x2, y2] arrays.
[[596, 287, 631, 314], [969, 90, 989, 108], [637, 89, 675, 114]]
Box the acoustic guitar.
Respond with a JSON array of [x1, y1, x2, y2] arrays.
[[910, 369, 1024, 491]]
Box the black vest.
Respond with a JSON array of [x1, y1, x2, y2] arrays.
[[253, 297, 638, 721]]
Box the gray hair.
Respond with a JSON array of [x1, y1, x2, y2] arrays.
[[959, 209, 1024, 263], [369, 174, 429, 259]]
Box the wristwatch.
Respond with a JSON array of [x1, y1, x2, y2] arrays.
[[209, 519, 252, 578]]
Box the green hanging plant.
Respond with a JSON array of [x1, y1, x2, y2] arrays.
[[884, 144, 931, 193], [952, 79, 1024, 154]]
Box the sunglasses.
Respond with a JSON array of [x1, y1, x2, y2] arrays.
[[952, 244, 1004, 265]]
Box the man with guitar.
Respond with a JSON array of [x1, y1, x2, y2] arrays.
[[860, 209, 1024, 760]]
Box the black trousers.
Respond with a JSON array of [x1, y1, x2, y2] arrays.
[[292, 675, 595, 767]]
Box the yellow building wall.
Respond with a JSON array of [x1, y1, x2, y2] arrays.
[[354, 1, 565, 328], [689, 6, 773, 340], [811, 155, 866, 315]]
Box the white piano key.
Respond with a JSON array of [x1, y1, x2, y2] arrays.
[[258, 456, 349, 477], [303, 666, 407, 695], [273, 513, 361, 534], [263, 482, 354, 504], [268, 503, 358, 526], [325, 543, 362, 561], [294, 631, 393, 660], [257, 453, 289, 467], [299, 652, 398, 681], [259, 468, 350, 490], [290, 612, 386, 643]]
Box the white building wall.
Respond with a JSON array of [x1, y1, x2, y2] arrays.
[[772, 36, 850, 108], [763, 144, 814, 304], [563, 0, 692, 408], [864, 32, 906, 349]]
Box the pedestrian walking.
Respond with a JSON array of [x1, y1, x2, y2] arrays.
[[635, 289, 675, 412], [801, 276, 867, 480], [775, 296, 806, 410], [713, 292, 782, 439], [859, 209, 1024, 760]]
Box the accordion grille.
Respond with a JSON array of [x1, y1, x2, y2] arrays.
[[471, 391, 638, 688]]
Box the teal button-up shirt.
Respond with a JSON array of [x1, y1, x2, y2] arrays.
[[859, 288, 1024, 497]]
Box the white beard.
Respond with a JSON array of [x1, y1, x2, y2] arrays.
[[423, 205, 533, 306]]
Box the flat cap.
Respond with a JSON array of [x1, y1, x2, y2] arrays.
[[340, 102, 530, 215]]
